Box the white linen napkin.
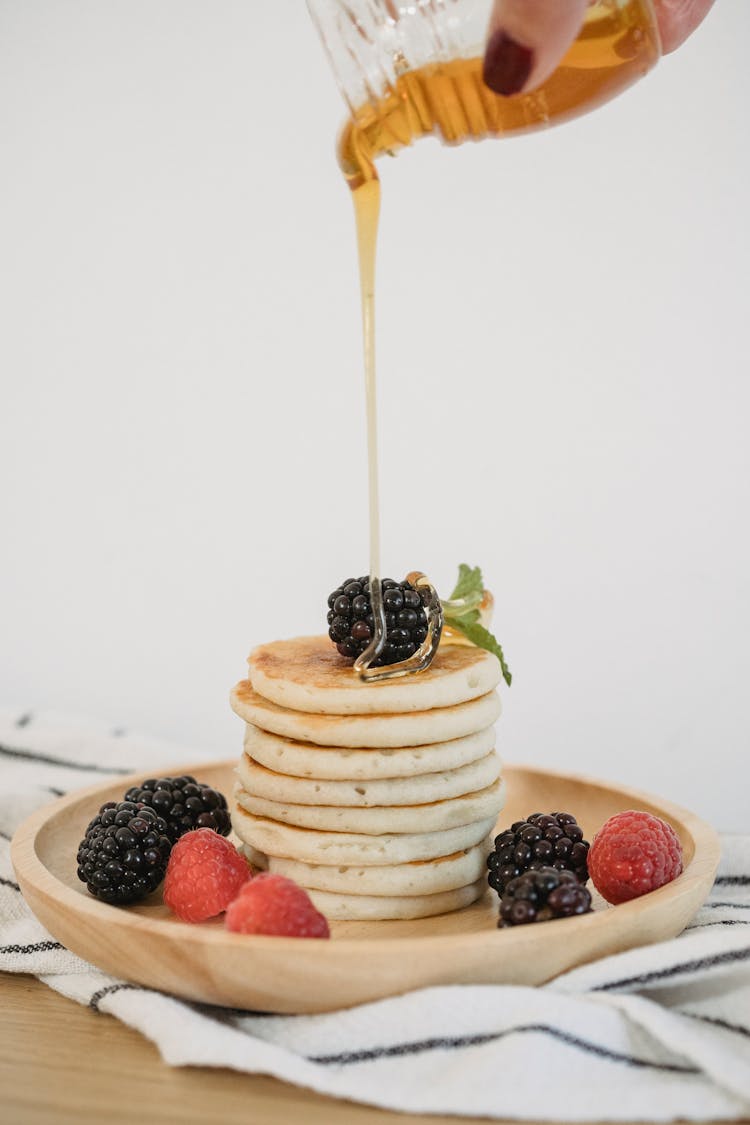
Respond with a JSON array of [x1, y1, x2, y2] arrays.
[[1, 707, 749, 1122]]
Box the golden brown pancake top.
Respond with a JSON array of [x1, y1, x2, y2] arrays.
[[248, 634, 489, 693]]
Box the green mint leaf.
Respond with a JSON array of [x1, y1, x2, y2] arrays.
[[444, 617, 512, 687], [449, 563, 484, 603], [445, 564, 485, 617], [453, 608, 480, 626], [446, 594, 484, 619]]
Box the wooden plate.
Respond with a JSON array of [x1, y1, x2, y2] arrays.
[[11, 760, 720, 1014]]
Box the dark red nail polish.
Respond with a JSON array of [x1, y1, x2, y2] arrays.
[[482, 30, 534, 96]]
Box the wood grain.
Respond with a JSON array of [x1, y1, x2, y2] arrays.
[[11, 761, 721, 1014]]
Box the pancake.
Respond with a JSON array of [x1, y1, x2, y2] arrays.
[[263, 843, 489, 896], [248, 635, 503, 715], [233, 777, 506, 835], [243, 723, 496, 781], [231, 805, 497, 865], [237, 749, 502, 808], [230, 680, 501, 748], [306, 879, 487, 920]]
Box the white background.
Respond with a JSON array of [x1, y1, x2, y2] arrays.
[[1, 2, 748, 829]]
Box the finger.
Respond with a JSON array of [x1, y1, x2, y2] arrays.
[[655, 0, 716, 53], [482, 0, 589, 97]]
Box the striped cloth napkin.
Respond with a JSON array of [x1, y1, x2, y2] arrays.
[[1, 707, 749, 1122]]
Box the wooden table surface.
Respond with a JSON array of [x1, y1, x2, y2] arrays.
[[0, 972, 731, 1125]]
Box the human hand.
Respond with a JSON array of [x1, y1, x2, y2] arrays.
[[482, 0, 717, 96]]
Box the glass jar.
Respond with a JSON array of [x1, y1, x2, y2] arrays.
[[308, 0, 661, 187]]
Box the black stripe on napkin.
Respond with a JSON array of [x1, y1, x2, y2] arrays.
[[688, 920, 750, 932], [15, 713, 33, 728], [594, 946, 750, 992], [191, 1002, 277, 1022], [0, 828, 12, 842], [89, 982, 147, 1011], [309, 1024, 697, 1073], [685, 1012, 750, 1040], [0, 940, 64, 955], [715, 875, 750, 886], [0, 876, 20, 892], [0, 742, 130, 776], [703, 901, 750, 911]]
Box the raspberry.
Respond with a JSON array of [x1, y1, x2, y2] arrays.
[[588, 811, 684, 905], [163, 828, 250, 923], [225, 873, 330, 938]]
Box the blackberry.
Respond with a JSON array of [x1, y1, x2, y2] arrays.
[[77, 801, 172, 905], [326, 576, 433, 666], [498, 867, 593, 927], [487, 811, 589, 897], [123, 776, 231, 843]]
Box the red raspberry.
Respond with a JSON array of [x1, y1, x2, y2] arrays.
[[589, 811, 683, 905], [225, 873, 330, 938], [164, 828, 250, 922]]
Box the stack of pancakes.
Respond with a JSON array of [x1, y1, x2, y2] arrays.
[[229, 636, 505, 920]]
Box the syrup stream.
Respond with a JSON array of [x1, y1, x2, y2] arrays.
[[338, 2, 659, 678]]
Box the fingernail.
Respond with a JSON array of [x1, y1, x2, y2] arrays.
[[482, 30, 534, 96]]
